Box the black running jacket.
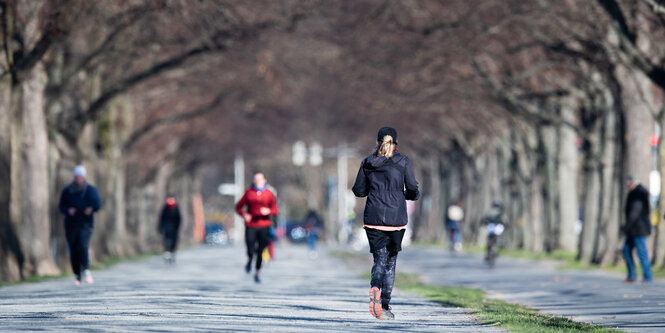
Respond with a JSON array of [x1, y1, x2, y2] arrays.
[[352, 152, 420, 227]]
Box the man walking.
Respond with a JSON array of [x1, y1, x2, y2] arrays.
[[235, 172, 278, 283], [159, 195, 181, 264], [622, 176, 652, 283], [58, 165, 102, 285]]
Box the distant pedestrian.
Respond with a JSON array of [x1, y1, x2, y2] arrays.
[[58, 165, 102, 285], [446, 201, 464, 252], [158, 195, 181, 264], [235, 172, 279, 283], [353, 126, 420, 320], [304, 210, 322, 258], [622, 176, 653, 283]]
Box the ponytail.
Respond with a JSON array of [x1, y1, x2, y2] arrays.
[[376, 135, 395, 158]]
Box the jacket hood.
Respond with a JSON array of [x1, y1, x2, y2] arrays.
[[366, 152, 404, 168], [367, 155, 387, 168], [633, 184, 649, 195]]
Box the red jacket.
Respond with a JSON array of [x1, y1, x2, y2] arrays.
[[235, 187, 279, 228]]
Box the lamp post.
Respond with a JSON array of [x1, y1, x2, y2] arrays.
[[217, 153, 245, 244], [337, 144, 349, 243], [233, 154, 245, 244]]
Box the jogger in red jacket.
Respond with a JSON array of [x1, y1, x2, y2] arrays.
[[235, 172, 279, 283]]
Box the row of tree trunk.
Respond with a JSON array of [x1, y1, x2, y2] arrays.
[[408, 83, 660, 267], [0, 44, 200, 283]]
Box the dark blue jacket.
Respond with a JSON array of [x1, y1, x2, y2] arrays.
[[352, 152, 420, 227], [623, 184, 651, 237], [58, 182, 102, 228]]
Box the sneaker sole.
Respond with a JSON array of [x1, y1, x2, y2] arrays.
[[369, 287, 383, 319]]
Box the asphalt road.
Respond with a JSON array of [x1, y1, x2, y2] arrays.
[[400, 246, 665, 333], [0, 244, 501, 332]]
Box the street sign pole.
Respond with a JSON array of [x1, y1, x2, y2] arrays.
[[234, 154, 245, 244]]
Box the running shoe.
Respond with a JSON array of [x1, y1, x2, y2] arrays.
[[84, 270, 94, 284], [380, 305, 394, 320], [369, 287, 383, 319], [254, 274, 261, 284], [245, 262, 251, 273], [164, 251, 172, 263], [73, 279, 81, 286]]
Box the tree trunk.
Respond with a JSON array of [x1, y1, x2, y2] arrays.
[[541, 125, 559, 252], [557, 105, 580, 251], [597, 107, 624, 265], [426, 155, 443, 240], [98, 100, 133, 257], [18, 60, 60, 276], [528, 174, 545, 253], [579, 128, 602, 263], [172, 173, 196, 247], [0, 71, 23, 281], [618, 66, 656, 263], [509, 130, 526, 249], [657, 112, 665, 267]]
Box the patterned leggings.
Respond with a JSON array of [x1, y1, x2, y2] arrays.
[[370, 247, 398, 307]]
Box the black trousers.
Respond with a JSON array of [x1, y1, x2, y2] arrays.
[[245, 227, 270, 270], [65, 225, 93, 279], [162, 230, 179, 252], [365, 228, 405, 307]]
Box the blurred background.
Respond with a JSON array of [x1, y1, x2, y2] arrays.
[[1, 0, 665, 281]]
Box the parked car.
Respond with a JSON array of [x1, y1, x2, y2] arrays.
[[205, 223, 229, 246]]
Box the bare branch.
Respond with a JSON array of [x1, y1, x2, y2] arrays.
[[12, 0, 77, 82], [595, 0, 637, 43], [594, 0, 665, 90], [123, 88, 239, 150], [51, 6, 151, 95], [472, 56, 585, 137], [77, 11, 306, 126], [76, 44, 214, 125], [642, 0, 665, 15]]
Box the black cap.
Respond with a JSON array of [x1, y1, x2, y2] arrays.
[[377, 127, 397, 143]]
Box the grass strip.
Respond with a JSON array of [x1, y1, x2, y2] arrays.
[[90, 250, 161, 270], [0, 272, 72, 288], [394, 272, 618, 332]]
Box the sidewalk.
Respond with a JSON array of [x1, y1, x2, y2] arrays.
[[0, 244, 500, 332], [399, 246, 665, 333]]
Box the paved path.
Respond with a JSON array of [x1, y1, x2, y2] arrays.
[[0, 244, 500, 332], [399, 246, 665, 333]]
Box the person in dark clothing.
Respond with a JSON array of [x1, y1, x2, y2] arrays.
[[235, 172, 279, 283], [58, 165, 102, 285], [159, 195, 181, 264], [304, 210, 323, 257], [352, 126, 420, 320], [622, 176, 653, 283]]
